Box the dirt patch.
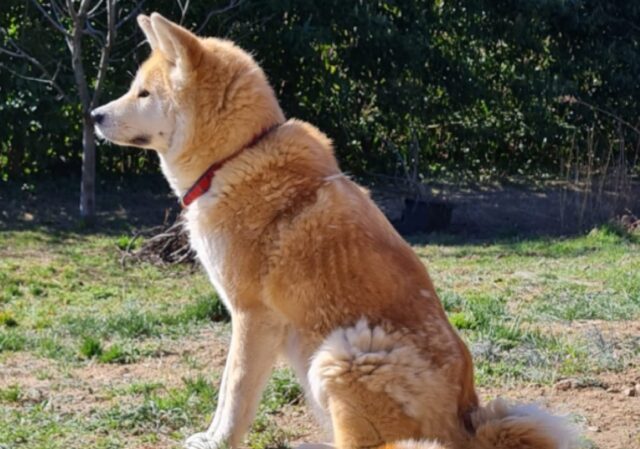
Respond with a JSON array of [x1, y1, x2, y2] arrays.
[[480, 369, 640, 449], [0, 327, 229, 415], [2, 330, 638, 448], [531, 319, 640, 341]]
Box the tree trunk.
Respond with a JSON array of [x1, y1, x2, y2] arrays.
[[69, 5, 95, 223], [80, 113, 96, 222]]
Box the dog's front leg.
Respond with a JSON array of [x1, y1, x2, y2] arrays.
[[185, 306, 286, 449]]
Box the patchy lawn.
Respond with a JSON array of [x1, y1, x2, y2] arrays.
[[1, 221, 639, 449]]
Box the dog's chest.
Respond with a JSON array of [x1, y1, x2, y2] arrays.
[[185, 209, 233, 312]]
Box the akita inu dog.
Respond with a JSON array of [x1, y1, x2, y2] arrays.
[[93, 13, 577, 449]]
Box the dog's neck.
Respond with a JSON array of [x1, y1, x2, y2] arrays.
[[159, 100, 285, 199], [179, 123, 281, 207]]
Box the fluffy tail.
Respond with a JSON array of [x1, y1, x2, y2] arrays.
[[383, 399, 578, 449], [468, 399, 578, 449]]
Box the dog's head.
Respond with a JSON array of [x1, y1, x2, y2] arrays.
[[92, 13, 283, 164]]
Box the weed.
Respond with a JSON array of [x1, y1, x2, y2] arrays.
[[247, 413, 290, 449], [176, 294, 230, 323], [0, 330, 26, 352], [449, 311, 477, 330], [0, 384, 22, 403], [122, 381, 164, 396], [261, 369, 303, 412], [0, 311, 18, 327], [116, 234, 141, 251], [79, 336, 103, 359], [99, 342, 141, 364]]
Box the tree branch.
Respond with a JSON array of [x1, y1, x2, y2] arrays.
[[108, 38, 146, 64], [65, 0, 77, 21], [83, 20, 105, 46], [29, 0, 70, 36], [196, 0, 243, 33], [561, 96, 640, 137], [115, 0, 147, 30], [90, 0, 115, 109], [0, 61, 70, 102], [177, 0, 191, 25], [0, 31, 71, 102], [87, 0, 105, 18], [78, 0, 94, 19]]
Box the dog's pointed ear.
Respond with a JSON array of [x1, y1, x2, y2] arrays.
[[137, 15, 159, 50], [149, 13, 201, 74]]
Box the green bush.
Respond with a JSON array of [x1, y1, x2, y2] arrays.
[[1, 1, 638, 181]]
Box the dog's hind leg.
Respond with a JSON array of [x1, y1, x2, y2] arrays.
[[308, 319, 467, 449]]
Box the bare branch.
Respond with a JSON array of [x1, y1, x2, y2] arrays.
[[177, 0, 191, 25], [0, 30, 71, 102], [0, 62, 70, 102], [109, 38, 147, 64], [50, 0, 67, 25], [65, 0, 77, 21], [83, 20, 105, 45], [29, 0, 70, 36], [90, 0, 115, 109], [0, 46, 23, 58], [78, 0, 94, 18], [115, 0, 148, 30], [87, 0, 106, 18], [196, 0, 243, 34], [560, 96, 640, 136]]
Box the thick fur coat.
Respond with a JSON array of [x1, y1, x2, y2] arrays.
[[93, 13, 577, 449]]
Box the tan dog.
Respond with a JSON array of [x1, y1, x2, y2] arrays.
[[93, 13, 577, 449]]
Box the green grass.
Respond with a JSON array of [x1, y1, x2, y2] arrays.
[[419, 225, 640, 385], [0, 384, 22, 403], [0, 224, 638, 448], [0, 228, 228, 364]]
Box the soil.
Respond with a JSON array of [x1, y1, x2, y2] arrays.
[[1, 327, 638, 449], [481, 370, 640, 449]]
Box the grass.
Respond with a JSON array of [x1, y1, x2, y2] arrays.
[[418, 225, 640, 385], [0, 228, 227, 365], [0, 222, 638, 448]]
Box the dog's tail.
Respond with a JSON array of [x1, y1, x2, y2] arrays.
[[466, 398, 578, 449], [382, 399, 578, 449]]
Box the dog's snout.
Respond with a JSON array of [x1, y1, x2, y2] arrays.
[[91, 110, 105, 125]]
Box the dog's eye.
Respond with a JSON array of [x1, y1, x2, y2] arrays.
[[138, 89, 150, 98]]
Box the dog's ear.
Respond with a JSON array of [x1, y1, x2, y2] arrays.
[[137, 15, 159, 50], [149, 13, 202, 76]]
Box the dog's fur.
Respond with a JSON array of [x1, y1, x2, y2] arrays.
[[93, 13, 578, 449]]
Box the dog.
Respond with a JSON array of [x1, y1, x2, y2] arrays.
[[92, 13, 577, 449]]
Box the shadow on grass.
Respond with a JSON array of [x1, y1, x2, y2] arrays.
[[0, 175, 177, 237], [2, 177, 638, 250], [407, 222, 639, 257]]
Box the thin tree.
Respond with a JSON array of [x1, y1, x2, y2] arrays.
[[0, 0, 145, 221]]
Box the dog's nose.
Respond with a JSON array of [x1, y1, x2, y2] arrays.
[[91, 110, 104, 125]]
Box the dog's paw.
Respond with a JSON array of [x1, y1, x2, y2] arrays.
[[184, 432, 225, 449]]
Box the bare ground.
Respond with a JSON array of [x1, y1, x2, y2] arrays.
[[1, 327, 638, 449]]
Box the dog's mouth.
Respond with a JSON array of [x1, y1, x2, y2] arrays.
[[94, 125, 152, 149], [130, 135, 151, 146]]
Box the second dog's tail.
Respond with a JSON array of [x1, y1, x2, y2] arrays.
[[385, 399, 578, 449]]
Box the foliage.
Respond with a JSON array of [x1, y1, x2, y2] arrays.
[[1, 0, 639, 182]]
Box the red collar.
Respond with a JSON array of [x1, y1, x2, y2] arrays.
[[180, 124, 280, 207]]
